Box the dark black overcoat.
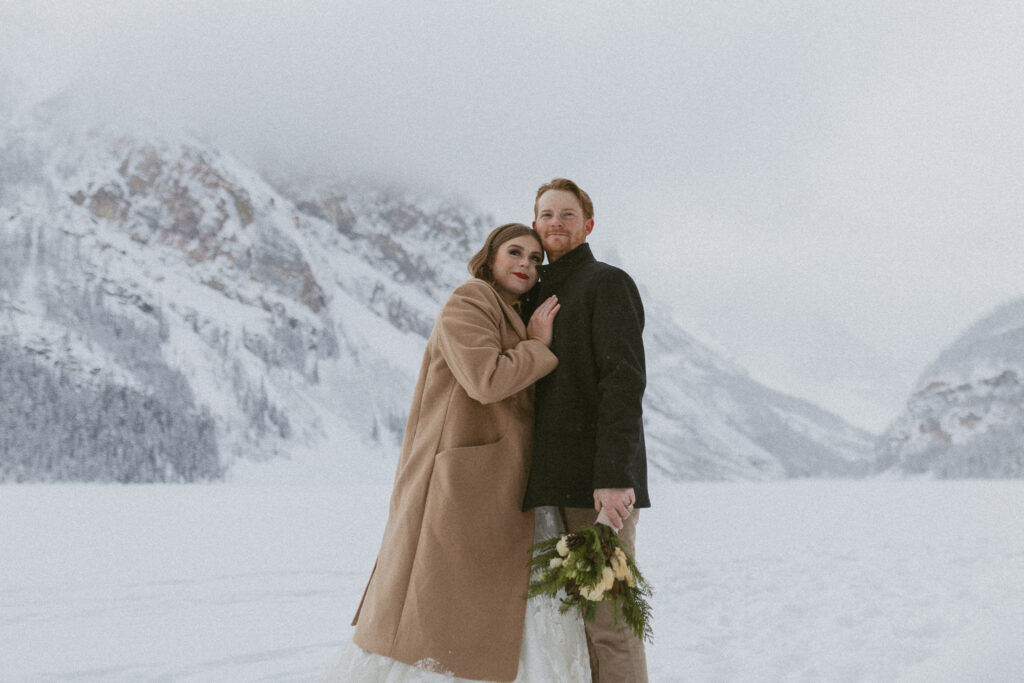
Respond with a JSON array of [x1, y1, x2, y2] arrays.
[[522, 242, 650, 510]]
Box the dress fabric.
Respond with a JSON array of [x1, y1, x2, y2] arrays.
[[326, 507, 591, 682]]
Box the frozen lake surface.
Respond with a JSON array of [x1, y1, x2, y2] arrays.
[[2, 480, 1024, 682]]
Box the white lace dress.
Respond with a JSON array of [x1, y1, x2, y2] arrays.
[[324, 507, 591, 682]]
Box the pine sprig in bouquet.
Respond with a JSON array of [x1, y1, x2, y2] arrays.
[[526, 522, 653, 642]]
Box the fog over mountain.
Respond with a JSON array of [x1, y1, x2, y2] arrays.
[[0, 96, 874, 482], [3, 0, 1023, 434]]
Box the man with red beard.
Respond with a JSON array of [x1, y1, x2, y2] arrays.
[[523, 178, 649, 683]]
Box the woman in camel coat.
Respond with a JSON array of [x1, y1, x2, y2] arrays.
[[348, 224, 562, 682]]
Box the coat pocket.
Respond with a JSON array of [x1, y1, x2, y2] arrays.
[[431, 436, 512, 511], [425, 435, 529, 549]]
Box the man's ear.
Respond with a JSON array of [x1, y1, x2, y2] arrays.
[[532, 221, 537, 230], [585, 218, 595, 236]]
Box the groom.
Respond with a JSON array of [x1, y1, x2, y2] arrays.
[[523, 178, 650, 682]]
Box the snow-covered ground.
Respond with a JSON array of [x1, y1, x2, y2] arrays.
[[3, 480, 1024, 682]]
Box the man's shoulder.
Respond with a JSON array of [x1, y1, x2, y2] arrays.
[[589, 259, 634, 279], [583, 260, 642, 295]]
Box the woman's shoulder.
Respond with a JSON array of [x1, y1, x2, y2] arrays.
[[438, 278, 501, 316], [440, 279, 524, 329], [454, 278, 497, 295], [448, 278, 502, 305]]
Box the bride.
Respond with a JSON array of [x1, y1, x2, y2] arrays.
[[325, 223, 591, 682]]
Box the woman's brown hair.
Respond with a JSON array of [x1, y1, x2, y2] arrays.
[[467, 223, 542, 283]]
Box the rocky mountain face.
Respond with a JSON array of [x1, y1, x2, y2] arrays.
[[878, 299, 1024, 477], [0, 95, 875, 482]]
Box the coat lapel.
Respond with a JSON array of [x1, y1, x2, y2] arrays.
[[478, 277, 528, 341], [497, 296, 528, 341]]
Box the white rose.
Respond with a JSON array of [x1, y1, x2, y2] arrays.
[[556, 537, 570, 557], [611, 548, 629, 581], [549, 557, 563, 569]]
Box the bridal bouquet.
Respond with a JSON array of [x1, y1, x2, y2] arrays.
[[526, 520, 653, 642]]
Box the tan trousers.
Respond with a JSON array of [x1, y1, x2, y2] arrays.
[[561, 507, 649, 683]]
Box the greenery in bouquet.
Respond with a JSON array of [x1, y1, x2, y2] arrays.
[[526, 522, 653, 642]]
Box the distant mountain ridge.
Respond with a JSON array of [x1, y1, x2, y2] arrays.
[[0, 93, 875, 482], [878, 298, 1024, 477], [693, 306, 919, 432]]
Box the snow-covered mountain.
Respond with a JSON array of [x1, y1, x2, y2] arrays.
[[640, 301, 875, 479], [878, 299, 1024, 477], [0, 94, 875, 482], [690, 307, 919, 433]]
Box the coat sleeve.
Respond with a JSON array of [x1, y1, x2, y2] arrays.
[[590, 269, 647, 489], [436, 281, 558, 405]]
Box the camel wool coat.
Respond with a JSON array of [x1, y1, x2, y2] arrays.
[[352, 278, 558, 682]]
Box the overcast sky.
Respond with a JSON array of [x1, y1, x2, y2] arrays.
[[3, 0, 1023, 428]]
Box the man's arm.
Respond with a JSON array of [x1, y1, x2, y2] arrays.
[[590, 268, 646, 519]]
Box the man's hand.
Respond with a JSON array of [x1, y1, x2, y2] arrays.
[[593, 487, 635, 531]]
